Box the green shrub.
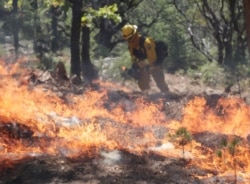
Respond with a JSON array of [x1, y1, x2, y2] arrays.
[[187, 61, 226, 87]]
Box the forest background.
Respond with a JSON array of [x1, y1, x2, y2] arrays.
[[0, 0, 250, 90]]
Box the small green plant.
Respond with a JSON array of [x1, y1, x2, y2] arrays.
[[216, 136, 241, 184], [175, 127, 192, 160]]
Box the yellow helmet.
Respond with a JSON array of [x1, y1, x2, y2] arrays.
[[122, 24, 137, 40]]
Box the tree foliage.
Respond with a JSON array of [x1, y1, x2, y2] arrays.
[[172, 0, 247, 65], [0, 0, 249, 82], [175, 127, 192, 160]]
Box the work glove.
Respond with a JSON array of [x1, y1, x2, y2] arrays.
[[120, 65, 140, 80], [127, 64, 140, 80]]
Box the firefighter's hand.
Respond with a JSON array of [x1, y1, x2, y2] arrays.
[[120, 65, 139, 80], [121, 65, 128, 71]]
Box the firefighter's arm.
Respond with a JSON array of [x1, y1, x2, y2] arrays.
[[144, 38, 157, 66]]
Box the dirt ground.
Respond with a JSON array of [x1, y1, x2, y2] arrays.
[[0, 152, 208, 184]]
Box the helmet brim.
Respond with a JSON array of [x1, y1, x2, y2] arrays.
[[123, 25, 137, 40]]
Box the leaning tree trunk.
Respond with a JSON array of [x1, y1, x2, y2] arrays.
[[70, 0, 82, 81], [243, 0, 250, 57], [81, 26, 98, 83]]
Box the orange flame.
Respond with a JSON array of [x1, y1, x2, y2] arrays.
[[0, 58, 250, 182], [181, 96, 250, 138]]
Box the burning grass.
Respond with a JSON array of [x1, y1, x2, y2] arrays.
[[0, 58, 250, 183]]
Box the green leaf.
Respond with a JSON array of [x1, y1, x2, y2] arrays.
[[221, 137, 228, 147], [81, 3, 121, 27], [231, 137, 240, 147], [216, 150, 223, 158], [175, 127, 192, 144]]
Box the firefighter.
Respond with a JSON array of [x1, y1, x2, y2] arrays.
[[121, 24, 169, 93]]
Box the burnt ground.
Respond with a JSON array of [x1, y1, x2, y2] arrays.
[[0, 152, 211, 184], [0, 63, 250, 184]]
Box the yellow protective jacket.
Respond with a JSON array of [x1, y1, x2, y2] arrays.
[[128, 35, 157, 67]]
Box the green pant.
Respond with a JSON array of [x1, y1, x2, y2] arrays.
[[137, 65, 169, 92]]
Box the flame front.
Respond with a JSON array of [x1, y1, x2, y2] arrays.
[[0, 59, 165, 158], [0, 59, 250, 182], [181, 96, 250, 137]]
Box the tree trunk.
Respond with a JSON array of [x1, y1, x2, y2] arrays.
[[214, 32, 224, 64], [51, 6, 59, 52], [12, 0, 19, 59], [70, 0, 82, 80], [243, 0, 250, 57], [81, 26, 98, 83], [30, 0, 38, 9]]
